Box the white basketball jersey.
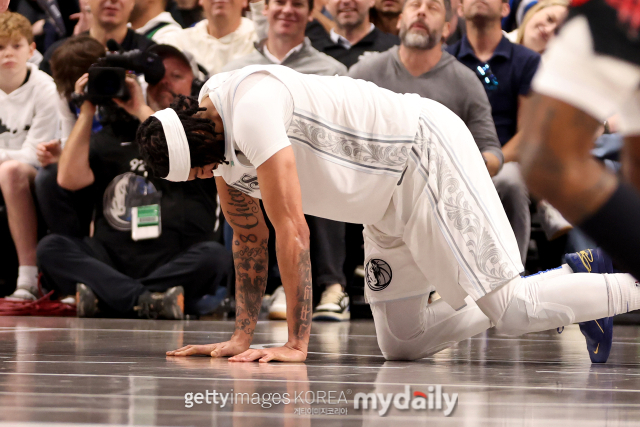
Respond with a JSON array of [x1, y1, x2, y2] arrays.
[[200, 65, 423, 225]]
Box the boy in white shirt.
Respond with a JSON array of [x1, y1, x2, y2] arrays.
[[0, 12, 59, 300]]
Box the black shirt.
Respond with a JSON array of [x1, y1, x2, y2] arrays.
[[40, 29, 156, 76], [447, 36, 541, 145], [309, 26, 399, 69], [88, 122, 219, 279]]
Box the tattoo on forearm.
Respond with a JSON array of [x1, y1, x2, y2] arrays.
[[233, 235, 268, 338], [226, 188, 260, 229], [226, 187, 268, 339], [291, 248, 312, 341]]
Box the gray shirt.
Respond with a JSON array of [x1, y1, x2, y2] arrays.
[[222, 37, 347, 76], [348, 46, 503, 165]]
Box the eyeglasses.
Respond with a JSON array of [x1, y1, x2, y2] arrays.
[[476, 64, 499, 91]]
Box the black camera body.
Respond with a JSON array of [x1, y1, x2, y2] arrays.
[[85, 40, 165, 106]]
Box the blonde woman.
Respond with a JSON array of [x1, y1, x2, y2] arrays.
[[507, 0, 569, 54]]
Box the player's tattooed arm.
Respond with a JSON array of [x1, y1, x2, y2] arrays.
[[217, 178, 270, 345], [289, 248, 313, 342], [232, 234, 268, 340]]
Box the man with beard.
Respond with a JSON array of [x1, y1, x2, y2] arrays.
[[349, 0, 502, 177], [310, 0, 399, 67], [369, 0, 404, 35], [446, 0, 540, 266]]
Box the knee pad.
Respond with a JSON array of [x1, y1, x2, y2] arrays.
[[491, 279, 576, 336], [371, 298, 427, 361]]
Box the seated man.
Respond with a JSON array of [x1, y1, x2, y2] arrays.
[[349, 0, 503, 177], [36, 39, 233, 319], [136, 65, 639, 362], [0, 12, 59, 300], [224, 0, 350, 321], [309, 0, 399, 68], [155, 0, 259, 75], [129, 0, 182, 42], [40, 0, 155, 76]]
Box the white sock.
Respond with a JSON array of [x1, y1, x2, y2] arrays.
[[606, 273, 640, 315], [16, 266, 38, 292]]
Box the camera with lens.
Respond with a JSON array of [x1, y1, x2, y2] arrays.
[[85, 39, 165, 106]]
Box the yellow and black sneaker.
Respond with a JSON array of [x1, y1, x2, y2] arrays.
[[565, 248, 614, 363]]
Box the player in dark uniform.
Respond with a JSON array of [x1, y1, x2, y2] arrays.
[[519, 0, 640, 363]]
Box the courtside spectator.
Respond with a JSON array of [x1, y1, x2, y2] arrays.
[[40, 0, 154, 76], [130, 0, 182, 41], [0, 12, 59, 301], [156, 0, 258, 75], [310, 0, 399, 68], [447, 0, 540, 263], [369, 0, 403, 35], [36, 38, 232, 318], [350, 0, 503, 177]]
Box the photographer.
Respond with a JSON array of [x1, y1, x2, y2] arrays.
[[39, 0, 154, 76], [36, 39, 233, 319]]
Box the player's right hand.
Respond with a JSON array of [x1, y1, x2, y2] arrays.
[[166, 340, 251, 358]]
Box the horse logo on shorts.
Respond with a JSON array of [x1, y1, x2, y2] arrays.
[[365, 259, 392, 292]]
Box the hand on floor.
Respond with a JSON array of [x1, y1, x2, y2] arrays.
[[166, 340, 250, 358], [228, 344, 307, 363]]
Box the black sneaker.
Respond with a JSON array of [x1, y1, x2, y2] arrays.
[[135, 286, 185, 320], [76, 283, 99, 318]]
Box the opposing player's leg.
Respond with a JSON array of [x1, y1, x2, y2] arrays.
[[520, 16, 640, 279]]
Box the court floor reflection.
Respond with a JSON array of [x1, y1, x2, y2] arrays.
[[0, 316, 639, 426]]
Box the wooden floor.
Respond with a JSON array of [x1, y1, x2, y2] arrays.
[[1, 316, 640, 426]]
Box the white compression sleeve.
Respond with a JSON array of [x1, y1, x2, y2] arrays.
[[478, 272, 640, 337], [372, 295, 492, 361]]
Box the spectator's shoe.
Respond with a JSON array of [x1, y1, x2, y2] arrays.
[[5, 286, 38, 301], [539, 200, 573, 240], [268, 286, 287, 320], [136, 286, 184, 320], [565, 248, 614, 363], [312, 287, 350, 321], [76, 283, 99, 318]]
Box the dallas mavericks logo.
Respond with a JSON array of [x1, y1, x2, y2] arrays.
[[365, 259, 392, 292]]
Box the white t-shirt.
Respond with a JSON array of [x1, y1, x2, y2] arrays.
[[156, 18, 258, 75], [200, 65, 423, 225]]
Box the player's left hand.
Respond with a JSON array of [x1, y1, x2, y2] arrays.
[[229, 344, 307, 363]]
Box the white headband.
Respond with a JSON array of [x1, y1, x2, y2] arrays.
[[151, 108, 191, 182]]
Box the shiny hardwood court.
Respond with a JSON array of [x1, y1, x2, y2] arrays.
[[1, 316, 639, 426]]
